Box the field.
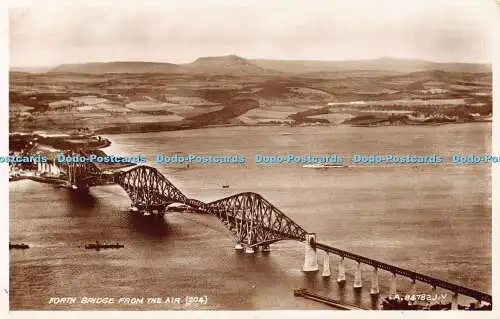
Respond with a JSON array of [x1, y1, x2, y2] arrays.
[[9, 57, 492, 133]]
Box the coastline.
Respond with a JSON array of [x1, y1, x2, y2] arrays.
[[10, 119, 492, 136], [95, 119, 492, 135]]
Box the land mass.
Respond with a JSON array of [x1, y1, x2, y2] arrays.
[[9, 55, 492, 133]]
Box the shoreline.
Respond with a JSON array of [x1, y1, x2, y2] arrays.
[[90, 120, 493, 135], [10, 119, 491, 136]]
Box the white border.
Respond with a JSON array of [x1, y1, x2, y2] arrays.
[[2, 1, 499, 319]]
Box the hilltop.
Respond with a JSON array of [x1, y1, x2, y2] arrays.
[[45, 55, 277, 75], [14, 56, 490, 75], [251, 57, 491, 74], [48, 61, 184, 74], [184, 54, 276, 75]]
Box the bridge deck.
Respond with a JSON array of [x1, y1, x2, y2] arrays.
[[80, 150, 137, 171], [315, 242, 492, 304]]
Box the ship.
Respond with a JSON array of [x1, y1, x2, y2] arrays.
[[302, 163, 348, 169], [85, 241, 124, 250], [9, 243, 29, 250]]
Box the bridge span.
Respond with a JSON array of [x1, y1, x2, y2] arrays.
[[14, 146, 493, 308], [314, 242, 492, 304]]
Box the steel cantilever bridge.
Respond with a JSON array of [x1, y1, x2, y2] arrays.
[[115, 165, 307, 247], [31, 149, 492, 306]]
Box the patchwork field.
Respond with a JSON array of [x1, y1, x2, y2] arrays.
[[9, 56, 492, 133]]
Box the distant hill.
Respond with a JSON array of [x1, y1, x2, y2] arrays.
[[251, 57, 491, 74], [25, 56, 490, 75], [183, 54, 278, 75], [10, 66, 54, 73], [48, 61, 183, 74]]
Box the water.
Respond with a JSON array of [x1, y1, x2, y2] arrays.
[[10, 123, 491, 310]]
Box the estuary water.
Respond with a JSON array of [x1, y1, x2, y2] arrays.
[[10, 123, 491, 310]]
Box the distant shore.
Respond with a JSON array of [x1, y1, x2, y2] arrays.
[[11, 119, 492, 137], [95, 120, 491, 135]]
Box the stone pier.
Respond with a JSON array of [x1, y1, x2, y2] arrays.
[[261, 244, 271, 252], [337, 256, 346, 284], [370, 267, 379, 295], [321, 252, 331, 277], [389, 273, 397, 298], [475, 299, 482, 309], [245, 238, 255, 254], [353, 262, 362, 289], [410, 280, 416, 295], [451, 292, 458, 310], [130, 205, 139, 212], [430, 286, 437, 305], [302, 233, 318, 272], [234, 243, 244, 250], [408, 280, 417, 305]]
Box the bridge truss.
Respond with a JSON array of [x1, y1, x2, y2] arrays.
[[111, 165, 307, 247]]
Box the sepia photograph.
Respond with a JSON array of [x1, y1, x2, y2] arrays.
[[5, 0, 498, 313]]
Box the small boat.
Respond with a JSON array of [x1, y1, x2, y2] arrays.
[[222, 185, 230, 188], [9, 243, 30, 250], [85, 241, 124, 250], [302, 163, 348, 169], [282, 133, 293, 136]]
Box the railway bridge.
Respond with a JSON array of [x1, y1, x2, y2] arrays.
[[19, 148, 493, 308]]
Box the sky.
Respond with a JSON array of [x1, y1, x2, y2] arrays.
[[9, 0, 497, 67]]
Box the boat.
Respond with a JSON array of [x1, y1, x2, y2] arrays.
[[293, 288, 365, 310], [281, 133, 293, 136], [302, 163, 348, 169], [9, 243, 29, 250], [85, 241, 124, 250], [222, 185, 230, 188], [9, 175, 24, 182]]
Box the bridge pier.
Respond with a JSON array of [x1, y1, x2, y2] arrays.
[[475, 299, 482, 309], [302, 233, 318, 272], [337, 256, 346, 284], [451, 292, 458, 310], [389, 273, 397, 298], [353, 262, 362, 289], [245, 246, 255, 254], [261, 244, 271, 252], [370, 267, 379, 295], [321, 252, 331, 277], [429, 286, 437, 305], [410, 279, 416, 294], [408, 279, 417, 305], [51, 163, 60, 175], [234, 243, 244, 250]]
